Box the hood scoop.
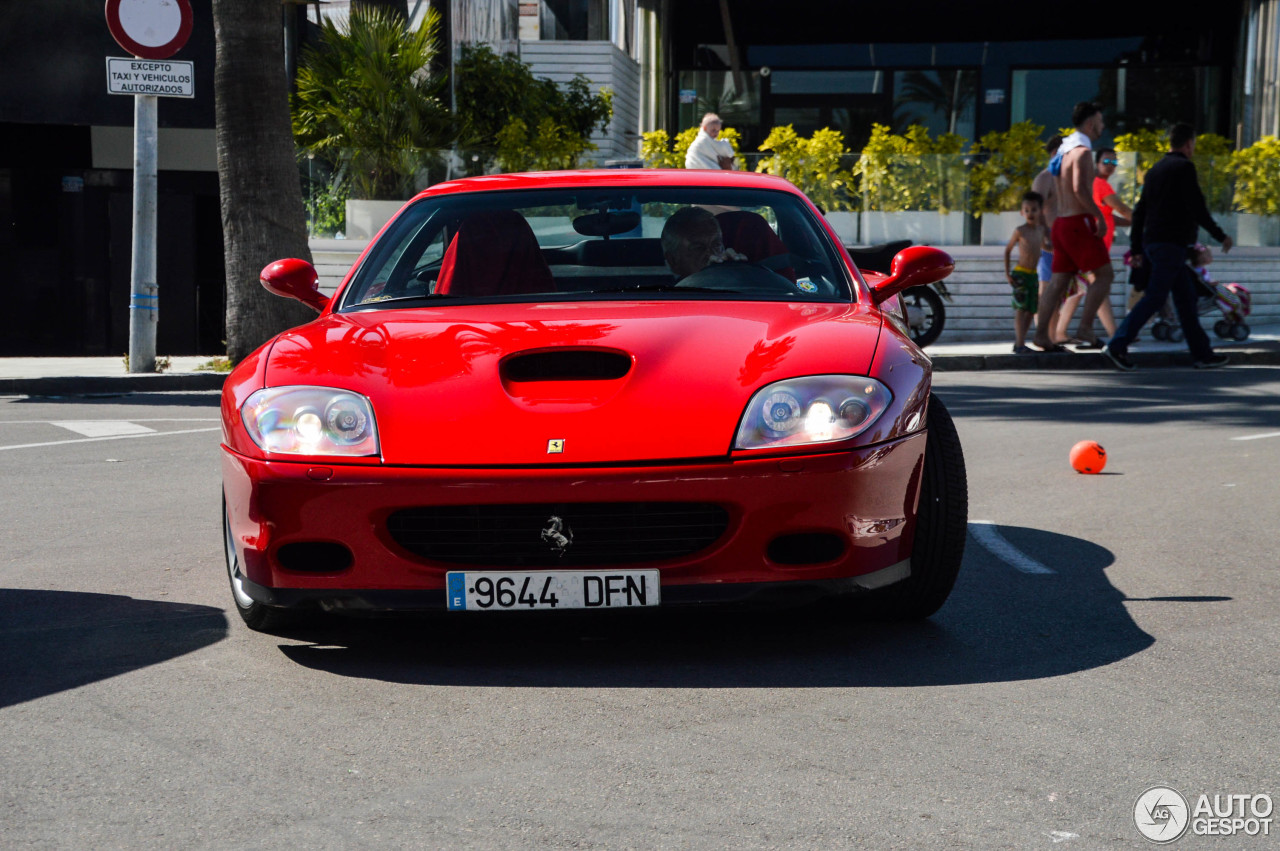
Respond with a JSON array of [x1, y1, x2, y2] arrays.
[[501, 349, 632, 382]]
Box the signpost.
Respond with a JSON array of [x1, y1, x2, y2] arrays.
[[104, 0, 193, 373]]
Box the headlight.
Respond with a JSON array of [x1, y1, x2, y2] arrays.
[[242, 386, 380, 457], [735, 375, 892, 450]]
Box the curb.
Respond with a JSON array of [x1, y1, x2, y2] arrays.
[[931, 346, 1280, 372], [0, 373, 227, 396]]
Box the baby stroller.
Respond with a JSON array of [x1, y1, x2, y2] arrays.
[[1130, 248, 1253, 343]]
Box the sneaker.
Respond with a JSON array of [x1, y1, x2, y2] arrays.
[[1194, 353, 1230, 369], [1102, 344, 1136, 372]]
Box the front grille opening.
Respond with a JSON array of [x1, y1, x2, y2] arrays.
[[767, 533, 846, 565], [276, 541, 353, 573], [502, 350, 632, 381], [387, 502, 729, 567]]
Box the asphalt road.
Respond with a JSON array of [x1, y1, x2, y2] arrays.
[[1, 369, 1277, 849]]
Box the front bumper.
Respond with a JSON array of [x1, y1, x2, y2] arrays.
[[237, 560, 911, 612], [222, 433, 926, 609]]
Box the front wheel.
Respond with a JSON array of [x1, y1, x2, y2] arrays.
[[868, 394, 968, 620], [902, 285, 946, 348]]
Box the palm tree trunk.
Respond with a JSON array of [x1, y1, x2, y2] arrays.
[[213, 0, 316, 363]]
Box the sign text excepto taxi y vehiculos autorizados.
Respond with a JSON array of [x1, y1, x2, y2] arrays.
[[106, 58, 194, 98]]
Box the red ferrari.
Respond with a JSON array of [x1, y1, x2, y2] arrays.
[[221, 169, 966, 631]]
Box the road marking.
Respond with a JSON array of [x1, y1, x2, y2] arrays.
[[0, 427, 219, 452], [51, 420, 156, 437], [1231, 431, 1280, 441], [968, 520, 1056, 574]]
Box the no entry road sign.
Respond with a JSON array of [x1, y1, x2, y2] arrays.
[[105, 0, 193, 60]]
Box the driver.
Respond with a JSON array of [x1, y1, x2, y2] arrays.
[[661, 206, 729, 280], [662, 206, 793, 292]]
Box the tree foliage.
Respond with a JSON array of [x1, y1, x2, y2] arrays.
[[454, 44, 612, 173], [292, 5, 452, 199], [755, 126, 856, 213], [853, 124, 967, 213], [639, 126, 742, 169], [1231, 136, 1280, 215], [1116, 129, 1235, 212], [967, 121, 1046, 214]]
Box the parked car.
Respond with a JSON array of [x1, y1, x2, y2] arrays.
[[221, 169, 966, 631]]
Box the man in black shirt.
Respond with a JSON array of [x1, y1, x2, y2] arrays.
[[1102, 123, 1233, 370]]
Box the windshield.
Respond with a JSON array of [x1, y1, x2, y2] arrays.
[[338, 186, 853, 310]]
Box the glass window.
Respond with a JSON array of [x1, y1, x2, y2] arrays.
[[542, 0, 608, 40], [340, 186, 852, 308], [676, 70, 762, 148], [770, 71, 884, 95], [1011, 66, 1222, 144], [892, 70, 977, 138]]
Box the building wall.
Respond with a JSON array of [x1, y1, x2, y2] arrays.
[[0, 1, 222, 356], [1237, 0, 1280, 145], [521, 40, 642, 161]]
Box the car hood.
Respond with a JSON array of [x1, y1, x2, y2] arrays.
[[264, 301, 884, 465]]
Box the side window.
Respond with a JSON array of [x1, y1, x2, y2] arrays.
[[356, 222, 447, 302]]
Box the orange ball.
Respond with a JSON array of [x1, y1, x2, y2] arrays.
[[1070, 440, 1107, 474]]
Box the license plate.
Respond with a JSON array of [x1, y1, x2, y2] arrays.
[[446, 570, 660, 611]]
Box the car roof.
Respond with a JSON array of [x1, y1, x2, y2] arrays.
[[416, 169, 806, 200]]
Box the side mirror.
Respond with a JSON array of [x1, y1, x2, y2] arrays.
[[867, 246, 954, 305], [260, 258, 329, 313]]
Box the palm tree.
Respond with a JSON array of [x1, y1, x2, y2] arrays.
[[212, 0, 316, 363], [894, 70, 976, 135], [292, 5, 452, 200]]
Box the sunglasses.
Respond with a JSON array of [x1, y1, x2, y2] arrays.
[[1101, 158, 1119, 165]]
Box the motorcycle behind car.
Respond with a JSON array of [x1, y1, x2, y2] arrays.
[[847, 239, 950, 348]]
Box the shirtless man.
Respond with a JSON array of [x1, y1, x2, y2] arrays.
[[1032, 102, 1114, 351]]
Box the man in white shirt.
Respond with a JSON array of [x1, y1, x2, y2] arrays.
[[684, 113, 736, 170]]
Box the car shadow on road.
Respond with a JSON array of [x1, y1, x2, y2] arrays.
[[274, 525, 1228, 688], [0, 590, 228, 708]]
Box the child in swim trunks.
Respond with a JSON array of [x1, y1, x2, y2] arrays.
[[1004, 191, 1048, 353]]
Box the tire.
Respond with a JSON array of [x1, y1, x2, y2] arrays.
[[902, 285, 946, 348], [867, 394, 968, 620], [1152, 323, 1169, 341], [1231, 322, 1250, 341], [1214, 320, 1231, 338], [223, 493, 303, 633], [1168, 326, 1184, 343]]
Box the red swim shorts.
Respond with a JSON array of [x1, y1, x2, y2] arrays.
[[1051, 214, 1110, 275]]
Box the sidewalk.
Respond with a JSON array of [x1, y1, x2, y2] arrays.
[[928, 322, 1280, 372], [2, 326, 1278, 395]]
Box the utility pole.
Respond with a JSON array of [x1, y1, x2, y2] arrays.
[[105, 0, 194, 373], [128, 94, 159, 373]]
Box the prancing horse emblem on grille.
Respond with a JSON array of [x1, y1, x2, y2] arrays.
[[541, 515, 573, 555], [547, 439, 564, 454]]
